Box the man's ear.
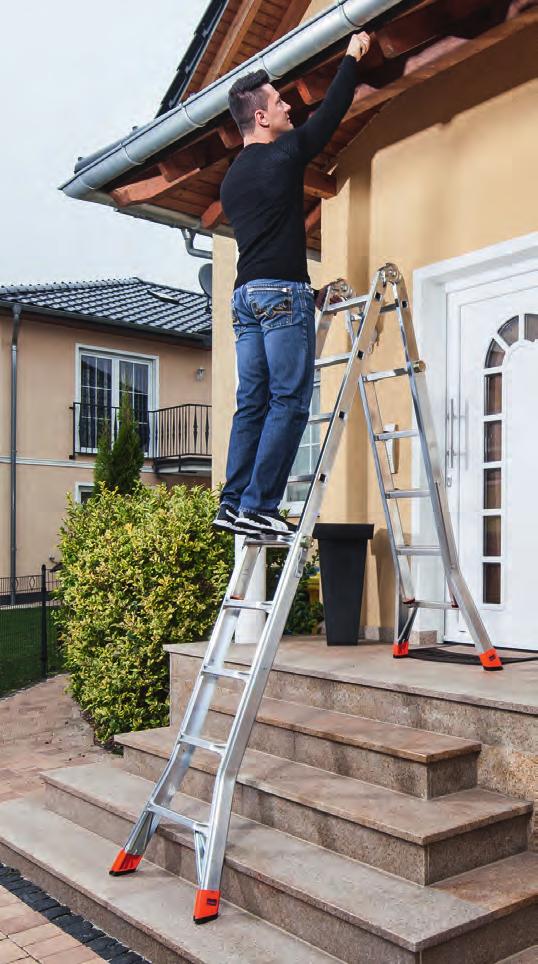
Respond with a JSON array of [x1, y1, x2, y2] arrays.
[[254, 108, 269, 129]]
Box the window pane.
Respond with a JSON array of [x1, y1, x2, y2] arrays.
[[287, 482, 309, 503], [80, 354, 111, 449], [484, 421, 502, 462], [498, 316, 519, 346], [484, 468, 501, 509], [485, 340, 505, 368], [484, 374, 502, 415], [525, 314, 538, 342], [483, 516, 501, 556], [483, 563, 501, 604]]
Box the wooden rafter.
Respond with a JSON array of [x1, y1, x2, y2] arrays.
[[303, 168, 337, 199], [203, 0, 266, 87], [201, 200, 225, 229], [305, 202, 321, 234], [271, 0, 313, 42]]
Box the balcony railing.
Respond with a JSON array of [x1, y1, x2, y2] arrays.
[[70, 402, 211, 475]]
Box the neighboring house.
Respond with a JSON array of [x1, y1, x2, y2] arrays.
[[60, 0, 538, 654], [0, 277, 212, 578]]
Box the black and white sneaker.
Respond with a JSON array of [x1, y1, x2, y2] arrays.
[[212, 503, 239, 532], [235, 510, 297, 537]]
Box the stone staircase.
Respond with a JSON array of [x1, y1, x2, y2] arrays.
[[0, 645, 536, 963]]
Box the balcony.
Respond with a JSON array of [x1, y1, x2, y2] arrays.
[[71, 402, 211, 476]]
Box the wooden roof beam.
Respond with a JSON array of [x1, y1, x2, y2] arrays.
[[305, 202, 321, 235], [304, 168, 337, 199], [203, 0, 266, 87], [201, 200, 225, 230], [271, 0, 313, 43]]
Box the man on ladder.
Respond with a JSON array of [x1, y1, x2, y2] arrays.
[[213, 31, 371, 538]]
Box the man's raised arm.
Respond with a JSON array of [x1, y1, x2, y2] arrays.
[[291, 32, 371, 165]]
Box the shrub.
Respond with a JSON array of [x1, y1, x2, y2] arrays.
[[267, 551, 324, 635], [93, 396, 144, 495], [57, 484, 233, 744]]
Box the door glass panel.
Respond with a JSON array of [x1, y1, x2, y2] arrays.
[[80, 354, 112, 449], [485, 340, 505, 368], [498, 316, 519, 346], [484, 468, 501, 509], [484, 421, 502, 462], [484, 516, 501, 556], [483, 563, 501, 604], [484, 374, 502, 414], [524, 313, 538, 342]]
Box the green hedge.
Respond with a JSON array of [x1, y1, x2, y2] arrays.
[[57, 484, 233, 744]]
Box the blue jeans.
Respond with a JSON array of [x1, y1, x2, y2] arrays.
[[221, 279, 316, 513]]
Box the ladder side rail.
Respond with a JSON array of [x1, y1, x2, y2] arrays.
[[358, 377, 415, 604], [151, 543, 262, 802], [300, 271, 387, 534], [393, 279, 495, 658], [120, 543, 261, 858], [200, 534, 310, 892]]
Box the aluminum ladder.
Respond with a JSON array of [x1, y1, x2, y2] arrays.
[[109, 262, 502, 925]]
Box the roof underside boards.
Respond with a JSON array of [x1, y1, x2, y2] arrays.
[[68, 0, 538, 251], [0, 277, 212, 340]]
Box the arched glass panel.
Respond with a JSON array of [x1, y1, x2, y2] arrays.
[[485, 340, 505, 368], [498, 316, 519, 346], [524, 314, 538, 342]]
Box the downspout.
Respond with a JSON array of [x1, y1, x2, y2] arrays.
[[181, 228, 212, 261], [10, 304, 21, 604]]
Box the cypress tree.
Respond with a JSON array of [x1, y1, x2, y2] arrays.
[[94, 419, 112, 488], [107, 395, 144, 494]]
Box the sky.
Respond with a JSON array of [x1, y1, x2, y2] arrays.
[[0, 1, 211, 293]]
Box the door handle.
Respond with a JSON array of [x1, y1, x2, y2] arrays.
[[448, 398, 456, 470]]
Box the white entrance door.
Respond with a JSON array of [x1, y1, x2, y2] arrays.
[[445, 271, 538, 650]]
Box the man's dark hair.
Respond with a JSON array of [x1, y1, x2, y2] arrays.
[[228, 70, 270, 136]]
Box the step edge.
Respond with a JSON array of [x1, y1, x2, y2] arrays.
[[0, 796, 343, 964], [42, 766, 508, 954], [205, 696, 482, 763], [116, 735, 533, 845]]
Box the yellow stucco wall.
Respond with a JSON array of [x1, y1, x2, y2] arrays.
[[0, 313, 211, 575], [212, 21, 538, 636]]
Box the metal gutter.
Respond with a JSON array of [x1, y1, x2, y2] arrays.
[[60, 0, 401, 204], [10, 304, 21, 603]]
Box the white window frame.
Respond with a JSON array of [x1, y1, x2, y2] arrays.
[[74, 481, 95, 504], [75, 343, 159, 455]]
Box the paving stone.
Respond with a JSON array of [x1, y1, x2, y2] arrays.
[[22, 934, 78, 960], [3, 913, 45, 937], [31, 948, 99, 964], [0, 940, 28, 964], [9, 924, 60, 948]]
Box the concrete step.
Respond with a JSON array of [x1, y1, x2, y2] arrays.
[[116, 727, 532, 885], [0, 794, 342, 964], [39, 763, 538, 964], [203, 692, 480, 797]]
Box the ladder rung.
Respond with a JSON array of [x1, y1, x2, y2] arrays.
[[202, 666, 251, 682], [375, 430, 418, 441], [380, 302, 399, 314], [181, 734, 226, 755], [386, 489, 430, 499], [396, 545, 441, 556], [244, 534, 294, 547], [223, 598, 273, 613], [288, 473, 314, 484], [315, 353, 351, 369], [365, 367, 407, 382], [309, 412, 332, 424], [147, 803, 208, 834], [413, 600, 457, 610], [324, 295, 367, 312]]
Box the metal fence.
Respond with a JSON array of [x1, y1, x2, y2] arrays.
[[0, 567, 62, 697]]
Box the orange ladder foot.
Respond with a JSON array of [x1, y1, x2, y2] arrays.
[[109, 849, 142, 876], [393, 640, 409, 658], [479, 647, 503, 671], [193, 889, 220, 924]]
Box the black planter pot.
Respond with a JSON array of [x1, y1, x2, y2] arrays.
[[313, 523, 374, 646]]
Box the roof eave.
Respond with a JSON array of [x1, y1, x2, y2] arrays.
[[60, 0, 400, 205], [0, 300, 212, 348]]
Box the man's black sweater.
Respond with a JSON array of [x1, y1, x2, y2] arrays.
[[220, 56, 359, 290]]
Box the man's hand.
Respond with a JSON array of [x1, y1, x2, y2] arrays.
[[346, 31, 371, 62]]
